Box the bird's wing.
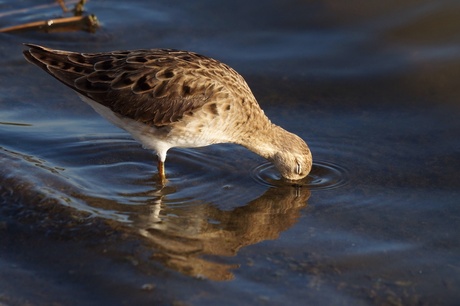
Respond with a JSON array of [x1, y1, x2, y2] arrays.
[[23, 44, 235, 126]]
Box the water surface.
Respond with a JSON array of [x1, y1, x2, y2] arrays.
[[1, 0, 459, 305]]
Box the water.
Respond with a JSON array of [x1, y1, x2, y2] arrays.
[[1, 0, 459, 305]]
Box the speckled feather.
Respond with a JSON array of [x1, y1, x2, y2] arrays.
[[23, 44, 251, 127]]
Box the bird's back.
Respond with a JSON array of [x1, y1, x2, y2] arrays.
[[23, 44, 255, 127]]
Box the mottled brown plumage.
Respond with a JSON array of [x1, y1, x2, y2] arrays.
[[23, 44, 312, 182]]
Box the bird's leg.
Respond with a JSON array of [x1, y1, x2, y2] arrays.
[[157, 159, 166, 184]]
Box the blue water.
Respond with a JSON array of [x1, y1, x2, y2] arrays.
[[1, 0, 459, 305]]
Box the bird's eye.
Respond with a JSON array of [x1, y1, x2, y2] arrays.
[[295, 163, 301, 174]]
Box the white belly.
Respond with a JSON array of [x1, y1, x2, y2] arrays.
[[77, 94, 226, 161]]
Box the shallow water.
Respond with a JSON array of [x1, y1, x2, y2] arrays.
[[1, 0, 460, 305]]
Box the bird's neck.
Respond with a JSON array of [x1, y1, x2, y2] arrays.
[[238, 121, 290, 161]]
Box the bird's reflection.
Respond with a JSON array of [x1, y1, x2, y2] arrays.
[[78, 172, 310, 281], [126, 184, 311, 281]]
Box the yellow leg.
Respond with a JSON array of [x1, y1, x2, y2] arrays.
[[157, 159, 166, 184]]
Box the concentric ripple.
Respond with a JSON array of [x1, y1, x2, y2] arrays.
[[251, 160, 348, 190]]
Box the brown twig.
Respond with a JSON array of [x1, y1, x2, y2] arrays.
[[0, 15, 99, 34], [0, 0, 98, 34]]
